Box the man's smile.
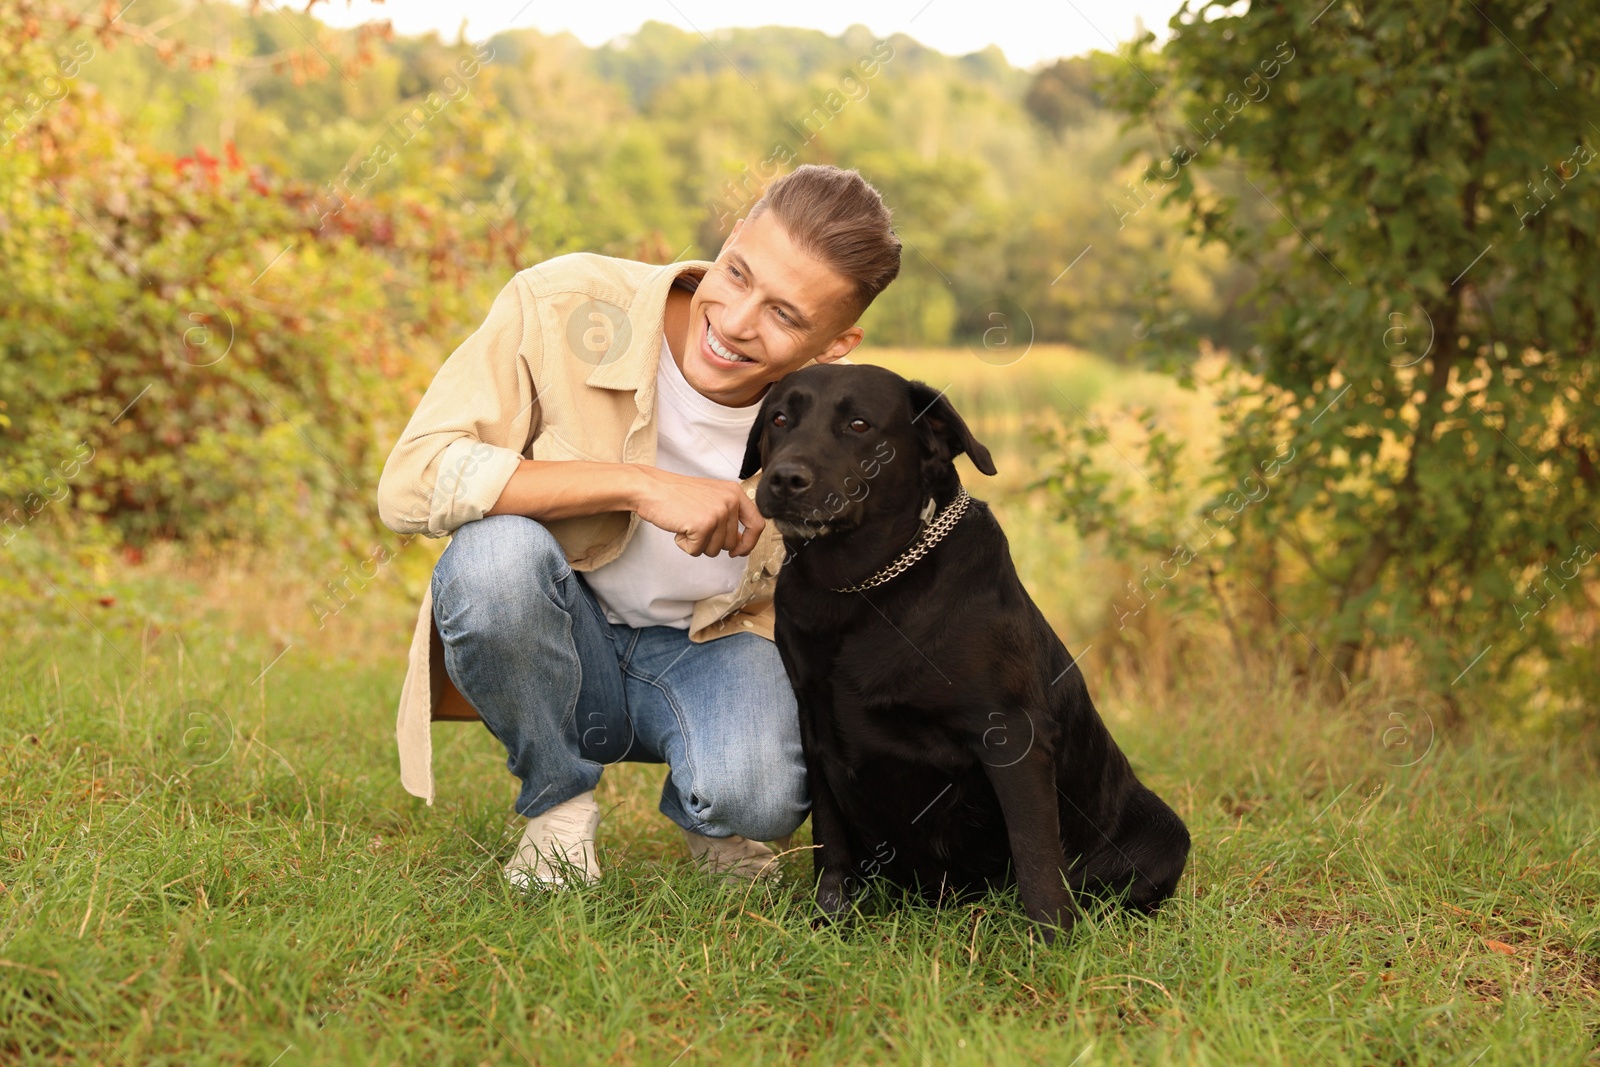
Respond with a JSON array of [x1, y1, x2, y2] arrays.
[[703, 319, 757, 367]]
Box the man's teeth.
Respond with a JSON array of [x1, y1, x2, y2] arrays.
[[706, 324, 753, 363]]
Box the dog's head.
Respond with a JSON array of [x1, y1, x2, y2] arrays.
[[739, 364, 996, 540]]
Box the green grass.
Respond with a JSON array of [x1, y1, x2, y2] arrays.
[[2, 600, 1597, 1065], [3, 346, 1597, 1064]]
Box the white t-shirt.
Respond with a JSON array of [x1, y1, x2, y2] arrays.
[[582, 336, 762, 629]]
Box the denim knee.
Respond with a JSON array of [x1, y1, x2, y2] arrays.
[[432, 515, 571, 632], [685, 759, 810, 843]]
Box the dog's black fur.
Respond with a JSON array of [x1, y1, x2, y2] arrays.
[[739, 364, 1190, 942]]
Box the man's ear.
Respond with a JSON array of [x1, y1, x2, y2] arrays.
[[716, 217, 746, 259], [813, 324, 864, 364], [739, 385, 778, 480], [906, 379, 997, 477]]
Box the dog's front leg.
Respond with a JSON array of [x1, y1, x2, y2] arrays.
[[979, 742, 1079, 944], [788, 682, 858, 927], [803, 746, 859, 926]]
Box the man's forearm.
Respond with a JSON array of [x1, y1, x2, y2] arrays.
[[487, 459, 649, 521], [486, 456, 764, 558]]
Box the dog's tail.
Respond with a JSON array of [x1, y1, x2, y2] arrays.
[[1072, 784, 1189, 913], [1117, 785, 1190, 912]]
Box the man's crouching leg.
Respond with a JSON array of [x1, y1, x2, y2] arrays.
[[619, 626, 810, 884], [431, 515, 632, 889]]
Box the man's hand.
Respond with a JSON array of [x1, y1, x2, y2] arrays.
[[633, 467, 765, 558], [486, 458, 765, 558]]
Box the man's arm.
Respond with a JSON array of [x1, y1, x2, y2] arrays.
[[376, 272, 764, 557], [376, 275, 539, 538], [487, 459, 765, 559]]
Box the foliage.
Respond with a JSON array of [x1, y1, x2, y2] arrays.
[[19, 0, 1258, 354], [0, 0, 1262, 598], [1068, 0, 1600, 718], [1025, 55, 1103, 134], [0, 6, 503, 569]]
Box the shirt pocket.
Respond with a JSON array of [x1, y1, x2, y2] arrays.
[[528, 426, 610, 464]]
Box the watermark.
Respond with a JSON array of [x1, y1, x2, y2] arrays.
[[308, 538, 416, 628], [310, 496, 436, 628], [171, 699, 235, 767], [1112, 440, 1297, 628], [0, 440, 96, 548], [976, 707, 1036, 768], [310, 42, 495, 231], [170, 299, 235, 367], [705, 40, 896, 228], [965, 298, 1034, 367], [1512, 136, 1594, 229], [579, 702, 635, 764], [0, 40, 95, 149], [724, 439, 899, 604], [564, 299, 633, 367], [1373, 696, 1436, 768], [839, 838, 897, 900], [1511, 538, 1594, 631], [1381, 301, 1434, 369], [774, 435, 902, 550], [1112, 41, 1297, 230]]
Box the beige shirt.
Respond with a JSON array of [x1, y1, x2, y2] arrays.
[[376, 252, 841, 804], [582, 335, 764, 628]]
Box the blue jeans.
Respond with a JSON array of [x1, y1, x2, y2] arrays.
[[431, 515, 809, 842]]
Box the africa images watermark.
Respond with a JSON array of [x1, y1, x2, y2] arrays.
[[0, 39, 96, 149], [1111, 439, 1297, 629], [705, 39, 896, 228], [1511, 537, 1595, 632], [0, 441, 96, 548], [309, 41, 495, 230], [306, 437, 524, 627], [722, 438, 900, 607], [1512, 133, 1595, 230], [1112, 41, 1298, 230]]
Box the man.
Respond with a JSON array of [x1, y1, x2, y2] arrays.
[[376, 165, 902, 890]]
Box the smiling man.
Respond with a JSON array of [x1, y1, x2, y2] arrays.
[[376, 165, 902, 890]]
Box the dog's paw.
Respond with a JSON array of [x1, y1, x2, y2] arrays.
[[812, 872, 852, 927]]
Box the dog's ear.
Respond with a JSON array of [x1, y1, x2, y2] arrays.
[[906, 379, 997, 476], [739, 386, 779, 480]]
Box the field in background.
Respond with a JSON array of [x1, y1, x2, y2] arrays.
[[2, 348, 1596, 1064], [856, 344, 1217, 649]]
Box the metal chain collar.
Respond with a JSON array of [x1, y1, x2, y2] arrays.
[[830, 487, 972, 594]]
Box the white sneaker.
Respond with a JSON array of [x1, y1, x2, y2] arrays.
[[505, 790, 601, 890], [681, 827, 782, 884]]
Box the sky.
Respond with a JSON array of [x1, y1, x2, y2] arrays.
[[301, 0, 1188, 70]]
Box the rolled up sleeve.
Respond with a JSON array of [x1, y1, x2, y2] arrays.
[[376, 274, 543, 537]]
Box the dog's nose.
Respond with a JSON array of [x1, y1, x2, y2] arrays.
[[764, 462, 813, 497]]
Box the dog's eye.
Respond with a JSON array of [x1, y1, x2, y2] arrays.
[[848, 418, 871, 433], [772, 412, 788, 428]]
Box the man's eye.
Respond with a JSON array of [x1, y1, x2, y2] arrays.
[[848, 418, 871, 433], [728, 265, 744, 281], [772, 412, 788, 427], [775, 307, 792, 324]]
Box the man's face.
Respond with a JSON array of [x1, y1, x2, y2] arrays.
[[681, 211, 864, 407]]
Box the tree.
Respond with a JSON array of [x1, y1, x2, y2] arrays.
[[1097, 0, 1599, 714], [1025, 56, 1101, 135]]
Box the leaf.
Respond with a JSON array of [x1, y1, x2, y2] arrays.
[[1483, 939, 1516, 956]]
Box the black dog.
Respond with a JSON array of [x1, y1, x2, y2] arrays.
[[738, 364, 1189, 942]]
